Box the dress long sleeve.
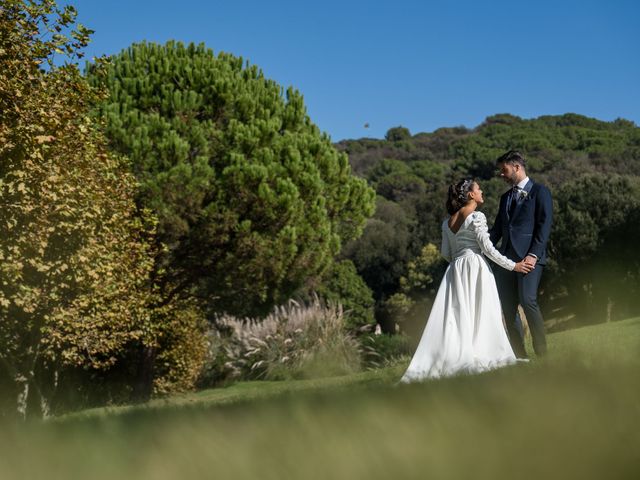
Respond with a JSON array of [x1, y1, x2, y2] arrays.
[[471, 212, 515, 271], [440, 223, 452, 263]]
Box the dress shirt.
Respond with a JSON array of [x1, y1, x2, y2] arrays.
[[513, 176, 537, 259]]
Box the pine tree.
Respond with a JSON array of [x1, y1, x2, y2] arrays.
[[89, 41, 375, 317]]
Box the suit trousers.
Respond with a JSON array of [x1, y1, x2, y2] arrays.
[[493, 261, 547, 358]]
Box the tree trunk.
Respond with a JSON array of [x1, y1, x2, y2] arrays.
[[132, 345, 156, 402]]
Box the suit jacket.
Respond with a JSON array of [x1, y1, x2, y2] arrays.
[[489, 179, 553, 265]]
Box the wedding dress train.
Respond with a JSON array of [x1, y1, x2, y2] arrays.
[[401, 212, 517, 382]]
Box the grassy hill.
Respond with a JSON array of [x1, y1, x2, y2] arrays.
[[1, 317, 638, 479]]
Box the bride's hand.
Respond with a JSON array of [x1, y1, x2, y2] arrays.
[[514, 260, 533, 274]]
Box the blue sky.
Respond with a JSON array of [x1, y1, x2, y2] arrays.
[[70, 0, 639, 141]]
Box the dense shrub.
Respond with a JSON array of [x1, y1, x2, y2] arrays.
[[548, 174, 640, 325], [313, 260, 375, 331], [151, 301, 208, 395]]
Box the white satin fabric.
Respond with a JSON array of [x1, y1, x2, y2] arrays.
[[401, 212, 517, 382]]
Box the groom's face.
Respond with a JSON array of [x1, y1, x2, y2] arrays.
[[497, 162, 520, 185]]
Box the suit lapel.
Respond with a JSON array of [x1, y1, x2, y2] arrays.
[[502, 190, 512, 222], [509, 179, 533, 223]]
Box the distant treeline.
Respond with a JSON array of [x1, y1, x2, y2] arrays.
[[336, 114, 640, 331]]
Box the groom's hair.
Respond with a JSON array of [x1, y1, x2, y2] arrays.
[[496, 150, 526, 168]]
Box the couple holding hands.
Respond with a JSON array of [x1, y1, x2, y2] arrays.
[[402, 150, 553, 382]]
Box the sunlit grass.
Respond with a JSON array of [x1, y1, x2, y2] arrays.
[[1, 317, 638, 479]]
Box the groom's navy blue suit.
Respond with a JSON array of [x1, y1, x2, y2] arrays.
[[489, 179, 553, 357]]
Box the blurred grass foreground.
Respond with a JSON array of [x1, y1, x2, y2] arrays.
[[1, 317, 639, 480]]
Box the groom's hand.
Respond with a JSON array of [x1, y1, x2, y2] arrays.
[[524, 255, 538, 268]]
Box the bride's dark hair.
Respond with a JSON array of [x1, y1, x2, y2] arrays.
[[446, 178, 475, 214]]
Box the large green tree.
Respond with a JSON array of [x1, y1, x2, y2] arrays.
[[343, 197, 413, 302], [89, 41, 375, 317], [549, 174, 640, 325]]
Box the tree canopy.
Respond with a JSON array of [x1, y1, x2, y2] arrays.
[[89, 41, 375, 317], [0, 0, 153, 416], [337, 114, 640, 329]]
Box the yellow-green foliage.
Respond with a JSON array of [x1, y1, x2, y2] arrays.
[[0, 2, 211, 415], [400, 243, 446, 293], [0, 0, 153, 416], [152, 300, 208, 395]]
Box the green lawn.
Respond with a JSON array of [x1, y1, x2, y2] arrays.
[[1, 317, 639, 479]]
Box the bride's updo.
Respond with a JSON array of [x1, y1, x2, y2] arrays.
[[446, 178, 474, 214]]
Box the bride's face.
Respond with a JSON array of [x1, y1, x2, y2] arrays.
[[469, 182, 484, 205]]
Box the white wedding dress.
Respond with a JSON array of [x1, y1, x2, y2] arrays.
[[400, 211, 517, 382]]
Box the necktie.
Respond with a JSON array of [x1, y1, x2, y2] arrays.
[[508, 186, 519, 217]]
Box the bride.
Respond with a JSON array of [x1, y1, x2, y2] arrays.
[[400, 179, 533, 382]]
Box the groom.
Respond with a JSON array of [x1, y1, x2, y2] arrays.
[[489, 150, 553, 358]]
